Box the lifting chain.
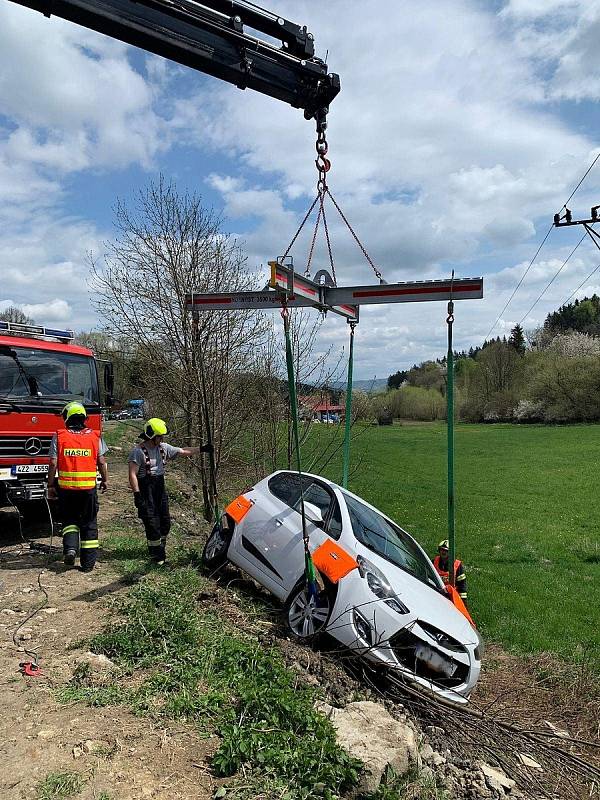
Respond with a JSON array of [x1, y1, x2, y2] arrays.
[[447, 271, 455, 325], [315, 129, 331, 195], [304, 128, 336, 283], [281, 122, 383, 286]]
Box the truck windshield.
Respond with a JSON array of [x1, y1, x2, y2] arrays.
[[0, 346, 99, 404]]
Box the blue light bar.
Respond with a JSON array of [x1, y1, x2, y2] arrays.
[[0, 321, 74, 341], [45, 327, 75, 340]]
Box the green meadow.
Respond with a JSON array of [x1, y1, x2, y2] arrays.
[[106, 418, 599, 668], [300, 422, 600, 668]]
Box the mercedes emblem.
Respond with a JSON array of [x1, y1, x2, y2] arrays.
[[24, 437, 42, 455]]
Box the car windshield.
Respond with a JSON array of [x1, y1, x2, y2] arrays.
[[342, 492, 439, 588], [0, 345, 99, 404]]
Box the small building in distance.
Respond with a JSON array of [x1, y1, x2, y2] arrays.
[[298, 393, 344, 423]]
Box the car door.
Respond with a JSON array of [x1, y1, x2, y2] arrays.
[[243, 472, 341, 595], [269, 474, 342, 593]]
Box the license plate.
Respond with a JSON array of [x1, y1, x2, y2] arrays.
[[11, 464, 49, 475], [415, 643, 457, 677]]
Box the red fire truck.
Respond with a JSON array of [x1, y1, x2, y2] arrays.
[[0, 321, 113, 512]]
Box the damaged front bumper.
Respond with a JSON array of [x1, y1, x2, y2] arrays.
[[325, 568, 481, 706]]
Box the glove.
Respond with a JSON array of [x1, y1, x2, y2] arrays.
[[133, 491, 143, 510]]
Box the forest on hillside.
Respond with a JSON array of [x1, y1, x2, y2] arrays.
[[381, 296, 600, 424]]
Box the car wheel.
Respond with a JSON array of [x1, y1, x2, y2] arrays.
[[284, 583, 333, 642], [201, 523, 231, 570]]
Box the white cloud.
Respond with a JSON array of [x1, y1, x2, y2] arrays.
[[0, 5, 171, 172], [186, 1, 597, 268], [502, 1, 600, 101], [0, 5, 177, 336], [1, 0, 600, 377], [0, 297, 71, 322], [0, 213, 106, 331], [167, 0, 600, 374], [22, 299, 72, 321], [502, 0, 581, 18]]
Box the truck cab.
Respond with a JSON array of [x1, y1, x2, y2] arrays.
[[0, 321, 113, 511]]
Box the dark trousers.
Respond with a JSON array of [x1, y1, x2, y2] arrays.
[[137, 475, 170, 561], [58, 488, 99, 569]]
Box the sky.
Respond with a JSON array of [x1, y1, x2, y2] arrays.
[[2, 0, 600, 380]]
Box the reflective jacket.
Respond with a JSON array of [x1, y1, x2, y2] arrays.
[[433, 555, 467, 599], [57, 428, 99, 490]]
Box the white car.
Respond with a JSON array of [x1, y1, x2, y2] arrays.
[[202, 470, 482, 705]]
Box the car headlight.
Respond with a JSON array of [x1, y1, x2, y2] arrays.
[[356, 555, 410, 615]]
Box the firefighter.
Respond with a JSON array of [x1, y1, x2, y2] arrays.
[[432, 539, 468, 604], [128, 418, 200, 564], [47, 402, 108, 571]]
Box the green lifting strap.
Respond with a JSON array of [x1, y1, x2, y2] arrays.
[[281, 306, 318, 597], [342, 322, 356, 489], [446, 298, 456, 586]]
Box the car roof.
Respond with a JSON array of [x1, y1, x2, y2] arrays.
[[268, 469, 405, 531], [267, 470, 444, 589]]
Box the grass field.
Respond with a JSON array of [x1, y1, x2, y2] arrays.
[[103, 418, 600, 669], [299, 421, 600, 668]]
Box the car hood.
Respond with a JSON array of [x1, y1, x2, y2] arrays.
[[357, 547, 477, 645]]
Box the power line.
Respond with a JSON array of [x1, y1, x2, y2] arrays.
[[486, 148, 600, 339], [485, 224, 554, 341], [563, 150, 600, 210], [559, 259, 600, 309], [518, 233, 586, 326]]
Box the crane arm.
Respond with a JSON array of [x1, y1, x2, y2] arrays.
[[7, 0, 340, 129]]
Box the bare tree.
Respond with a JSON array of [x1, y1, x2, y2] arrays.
[[0, 306, 34, 324], [90, 177, 269, 517]]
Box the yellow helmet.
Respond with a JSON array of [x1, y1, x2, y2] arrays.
[[62, 401, 87, 423], [438, 539, 449, 550], [144, 418, 168, 439]]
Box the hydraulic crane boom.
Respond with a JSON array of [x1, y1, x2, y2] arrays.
[[6, 0, 340, 129]]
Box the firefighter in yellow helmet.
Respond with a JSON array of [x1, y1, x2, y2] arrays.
[[47, 402, 108, 571], [432, 539, 468, 604], [128, 418, 200, 564]]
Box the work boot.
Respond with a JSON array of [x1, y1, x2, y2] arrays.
[[64, 549, 76, 567]]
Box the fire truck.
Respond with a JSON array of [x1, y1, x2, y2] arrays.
[[0, 321, 113, 512]]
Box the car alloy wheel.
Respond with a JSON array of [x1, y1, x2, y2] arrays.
[[286, 585, 332, 640], [201, 523, 231, 569]]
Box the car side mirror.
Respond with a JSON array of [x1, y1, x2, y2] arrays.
[[303, 501, 324, 527]]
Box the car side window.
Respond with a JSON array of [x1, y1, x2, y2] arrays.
[[268, 473, 302, 508], [301, 479, 342, 541], [302, 481, 331, 518], [268, 473, 342, 540], [327, 498, 343, 540]]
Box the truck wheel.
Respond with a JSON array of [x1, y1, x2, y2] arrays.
[[15, 501, 50, 524]]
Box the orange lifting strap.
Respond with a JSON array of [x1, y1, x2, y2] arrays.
[[312, 539, 358, 584], [446, 584, 475, 628]]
